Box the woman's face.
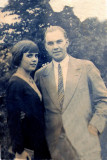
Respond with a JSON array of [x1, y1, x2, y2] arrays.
[[20, 52, 39, 72]]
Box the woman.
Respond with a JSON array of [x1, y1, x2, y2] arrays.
[[6, 40, 51, 160]]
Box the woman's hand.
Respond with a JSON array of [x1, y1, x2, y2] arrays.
[[14, 150, 31, 160], [88, 124, 98, 136]]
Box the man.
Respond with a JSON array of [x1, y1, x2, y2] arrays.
[[34, 26, 107, 160]]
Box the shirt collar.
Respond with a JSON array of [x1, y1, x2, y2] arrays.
[[53, 55, 69, 68]]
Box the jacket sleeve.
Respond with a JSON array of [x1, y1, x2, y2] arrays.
[[86, 61, 107, 133], [6, 81, 24, 154]]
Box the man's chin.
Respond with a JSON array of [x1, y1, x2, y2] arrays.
[[54, 57, 64, 62]]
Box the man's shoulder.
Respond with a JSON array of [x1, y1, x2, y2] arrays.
[[69, 56, 94, 66], [69, 56, 96, 71], [35, 62, 52, 76]]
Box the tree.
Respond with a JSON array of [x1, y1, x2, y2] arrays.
[[0, 1, 107, 158]]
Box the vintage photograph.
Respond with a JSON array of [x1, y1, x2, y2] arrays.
[[0, 0, 107, 159]]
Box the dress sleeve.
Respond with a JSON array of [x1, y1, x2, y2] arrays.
[[6, 80, 24, 154]]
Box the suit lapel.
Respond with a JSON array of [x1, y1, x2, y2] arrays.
[[41, 57, 83, 112], [41, 62, 60, 110], [62, 57, 82, 112]]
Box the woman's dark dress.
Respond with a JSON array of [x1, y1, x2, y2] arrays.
[[6, 76, 51, 159]]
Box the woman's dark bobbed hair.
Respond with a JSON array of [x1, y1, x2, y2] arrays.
[[11, 40, 39, 67]]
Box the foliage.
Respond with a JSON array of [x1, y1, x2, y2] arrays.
[[0, 0, 107, 159]]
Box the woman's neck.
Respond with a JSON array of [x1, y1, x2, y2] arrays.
[[16, 67, 31, 78]]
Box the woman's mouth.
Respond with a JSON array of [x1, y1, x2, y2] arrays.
[[30, 63, 37, 67]]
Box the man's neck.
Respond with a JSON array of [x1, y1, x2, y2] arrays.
[[53, 54, 69, 64]]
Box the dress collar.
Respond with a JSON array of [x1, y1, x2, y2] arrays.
[[13, 72, 42, 101]]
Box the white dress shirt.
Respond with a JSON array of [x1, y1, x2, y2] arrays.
[[53, 55, 69, 91]]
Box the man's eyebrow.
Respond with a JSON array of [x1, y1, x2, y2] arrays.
[[47, 41, 53, 44], [47, 41, 53, 43], [57, 39, 63, 42], [47, 39, 63, 42]]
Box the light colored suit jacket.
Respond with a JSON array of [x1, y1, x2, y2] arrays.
[[35, 56, 107, 157]]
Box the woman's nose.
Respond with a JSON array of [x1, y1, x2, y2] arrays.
[[32, 56, 38, 62]]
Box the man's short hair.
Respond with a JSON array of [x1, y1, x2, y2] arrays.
[[44, 26, 68, 41]]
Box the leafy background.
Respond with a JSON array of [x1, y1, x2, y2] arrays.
[[0, 0, 107, 159]]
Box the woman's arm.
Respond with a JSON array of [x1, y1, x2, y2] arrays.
[[6, 80, 25, 154]]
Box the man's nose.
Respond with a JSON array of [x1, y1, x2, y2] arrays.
[[53, 43, 59, 49]]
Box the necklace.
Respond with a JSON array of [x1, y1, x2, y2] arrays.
[[16, 68, 34, 84], [28, 76, 34, 84]]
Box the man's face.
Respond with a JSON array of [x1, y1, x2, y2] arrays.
[[45, 29, 69, 62]]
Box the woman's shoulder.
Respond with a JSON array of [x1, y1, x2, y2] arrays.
[[9, 75, 23, 83], [6, 76, 25, 98], [8, 75, 26, 90]]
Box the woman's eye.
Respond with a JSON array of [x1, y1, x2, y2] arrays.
[[26, 53, 38, 58], [35, 55, 38, 58], [27, 54, 33, 58]]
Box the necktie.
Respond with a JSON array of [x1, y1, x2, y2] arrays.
[[58, 63, 64, 109]]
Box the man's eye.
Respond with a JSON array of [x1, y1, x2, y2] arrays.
[[57, 40, 63, 44], [47, 42, 54, 46]]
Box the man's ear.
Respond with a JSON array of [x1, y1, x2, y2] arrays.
[[44, 42, 47, 51], [66, 39, 69, 47], [45, 42, 48, 51]]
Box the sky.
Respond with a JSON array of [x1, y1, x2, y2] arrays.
[[0, 11, 21, 25], [0, 0, 107, 24], [49, 0, 107, 22], [0, 0, 20, 25], [0, 0, 8, 8]]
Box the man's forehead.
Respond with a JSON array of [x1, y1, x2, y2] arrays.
[[45, 29, 66, 42]]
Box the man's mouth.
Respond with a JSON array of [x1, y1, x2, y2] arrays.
[[53, 51, 61, 54]]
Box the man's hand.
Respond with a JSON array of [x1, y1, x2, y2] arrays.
[[88, 124, 98, 136], [14, 150, 31, 160]]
